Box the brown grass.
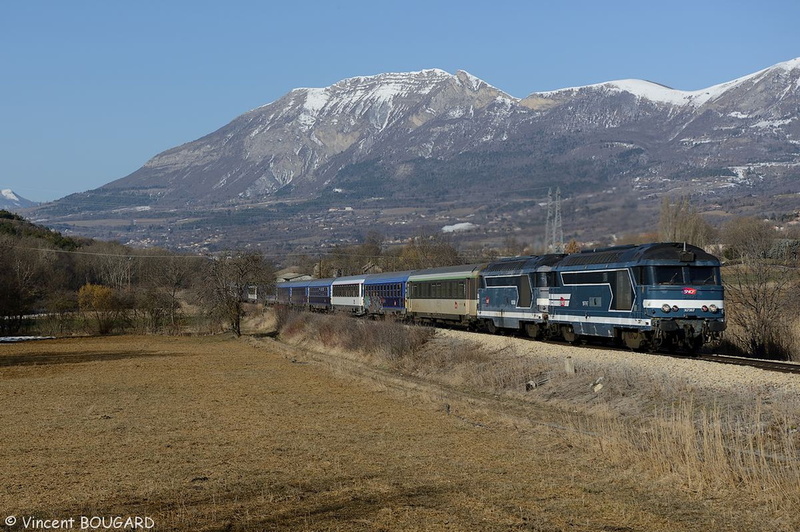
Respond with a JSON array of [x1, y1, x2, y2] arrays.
[[1, 330, 798, 531], [276, 312, 800, 530]]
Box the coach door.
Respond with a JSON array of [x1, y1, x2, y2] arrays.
[[612, 269, 634, 311]]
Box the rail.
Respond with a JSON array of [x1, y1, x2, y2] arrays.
[[697, 354, 800, 374]]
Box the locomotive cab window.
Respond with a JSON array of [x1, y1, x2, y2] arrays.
[[645, 266, 720, 286], [650, 266, 683, 285], [687, 266, 719, 285]]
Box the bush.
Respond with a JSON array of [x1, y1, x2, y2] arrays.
[[78, 284, 128, 334], [276, 312, 434, 360]]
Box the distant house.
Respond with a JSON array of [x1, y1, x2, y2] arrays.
[[275, 269, 314, 283]]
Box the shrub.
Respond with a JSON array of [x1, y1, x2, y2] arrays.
[[276, 311, 434, 360]]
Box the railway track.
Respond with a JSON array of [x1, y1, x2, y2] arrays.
[[698, 353, 800, 374], [277, 305, 800, 376], [465, 327, 800, 375]]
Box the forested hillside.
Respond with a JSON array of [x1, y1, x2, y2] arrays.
[[0, 210, 273, 336]]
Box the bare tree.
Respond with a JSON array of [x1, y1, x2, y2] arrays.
[[323, 231, 386, 277], [396, 233, 461, 270], [659, 196, 716, 247], [139, 250, 199, 330], [203, 251, 274, 336], [721, 217, 797, 360], [0, 236, 57, 333], [564, 239, 581, 254], [721, 217, 776, 261]]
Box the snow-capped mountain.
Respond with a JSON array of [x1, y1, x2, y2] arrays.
[[33, 58, 800, 249], [86, 69, 513, 205], [537, 58, 800, 107], [1, 189, 37, 211]]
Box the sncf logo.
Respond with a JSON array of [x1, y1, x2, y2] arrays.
[[682, 288, 697, 295]]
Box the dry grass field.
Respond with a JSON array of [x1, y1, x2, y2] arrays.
[[1, 330, 797, 531]]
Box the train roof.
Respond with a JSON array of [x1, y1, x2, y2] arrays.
[[307, 278, 334, 287], [364, 271, 414, 284], [558, 243, 720, 268], [276, 280, 310, 288], [331, 274, 368, 285], [482, 254, 564, 276], [276, 278, 331, 288], [407, 263, 485, 281]]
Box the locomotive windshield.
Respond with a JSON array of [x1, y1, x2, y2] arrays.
[[651, 266, 683, 285], [643, 266, 720, 286], [686, 266, 719, 285]]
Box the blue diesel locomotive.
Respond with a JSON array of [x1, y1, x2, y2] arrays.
[[504, 243, 724, 351]]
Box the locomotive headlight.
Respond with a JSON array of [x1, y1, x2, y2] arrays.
[[661, 304, 671, 313], [701, 305, 709, 312], [672, 305, 680, 312], [709, 304, 718, 313]]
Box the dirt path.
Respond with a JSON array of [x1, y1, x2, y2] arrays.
[[0, 335, 780, 531]]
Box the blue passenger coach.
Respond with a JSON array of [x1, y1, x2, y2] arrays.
[[307, 278, 333, 311], [276, 280, 309, 306], [363, 271, 412, 317]]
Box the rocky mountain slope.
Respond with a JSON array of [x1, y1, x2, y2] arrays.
[[30, 59, 800, 251]]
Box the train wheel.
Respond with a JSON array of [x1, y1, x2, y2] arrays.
[[562, 326, 580, 344], [622, 330, 645, 351], [682, 335, 703, 355], [485, 320, 497, 335], [523, 323, 541, 339]]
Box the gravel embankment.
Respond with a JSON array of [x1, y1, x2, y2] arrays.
[[437, 329, 800, 401]]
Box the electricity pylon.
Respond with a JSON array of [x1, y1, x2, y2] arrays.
[[545, 187, 564, 253]]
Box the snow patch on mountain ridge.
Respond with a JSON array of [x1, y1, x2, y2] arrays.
[[2, 189, 20, 202], [537, 57, 800, 107]]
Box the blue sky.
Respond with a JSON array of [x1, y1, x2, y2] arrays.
[[2, 0, 798, 202]]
